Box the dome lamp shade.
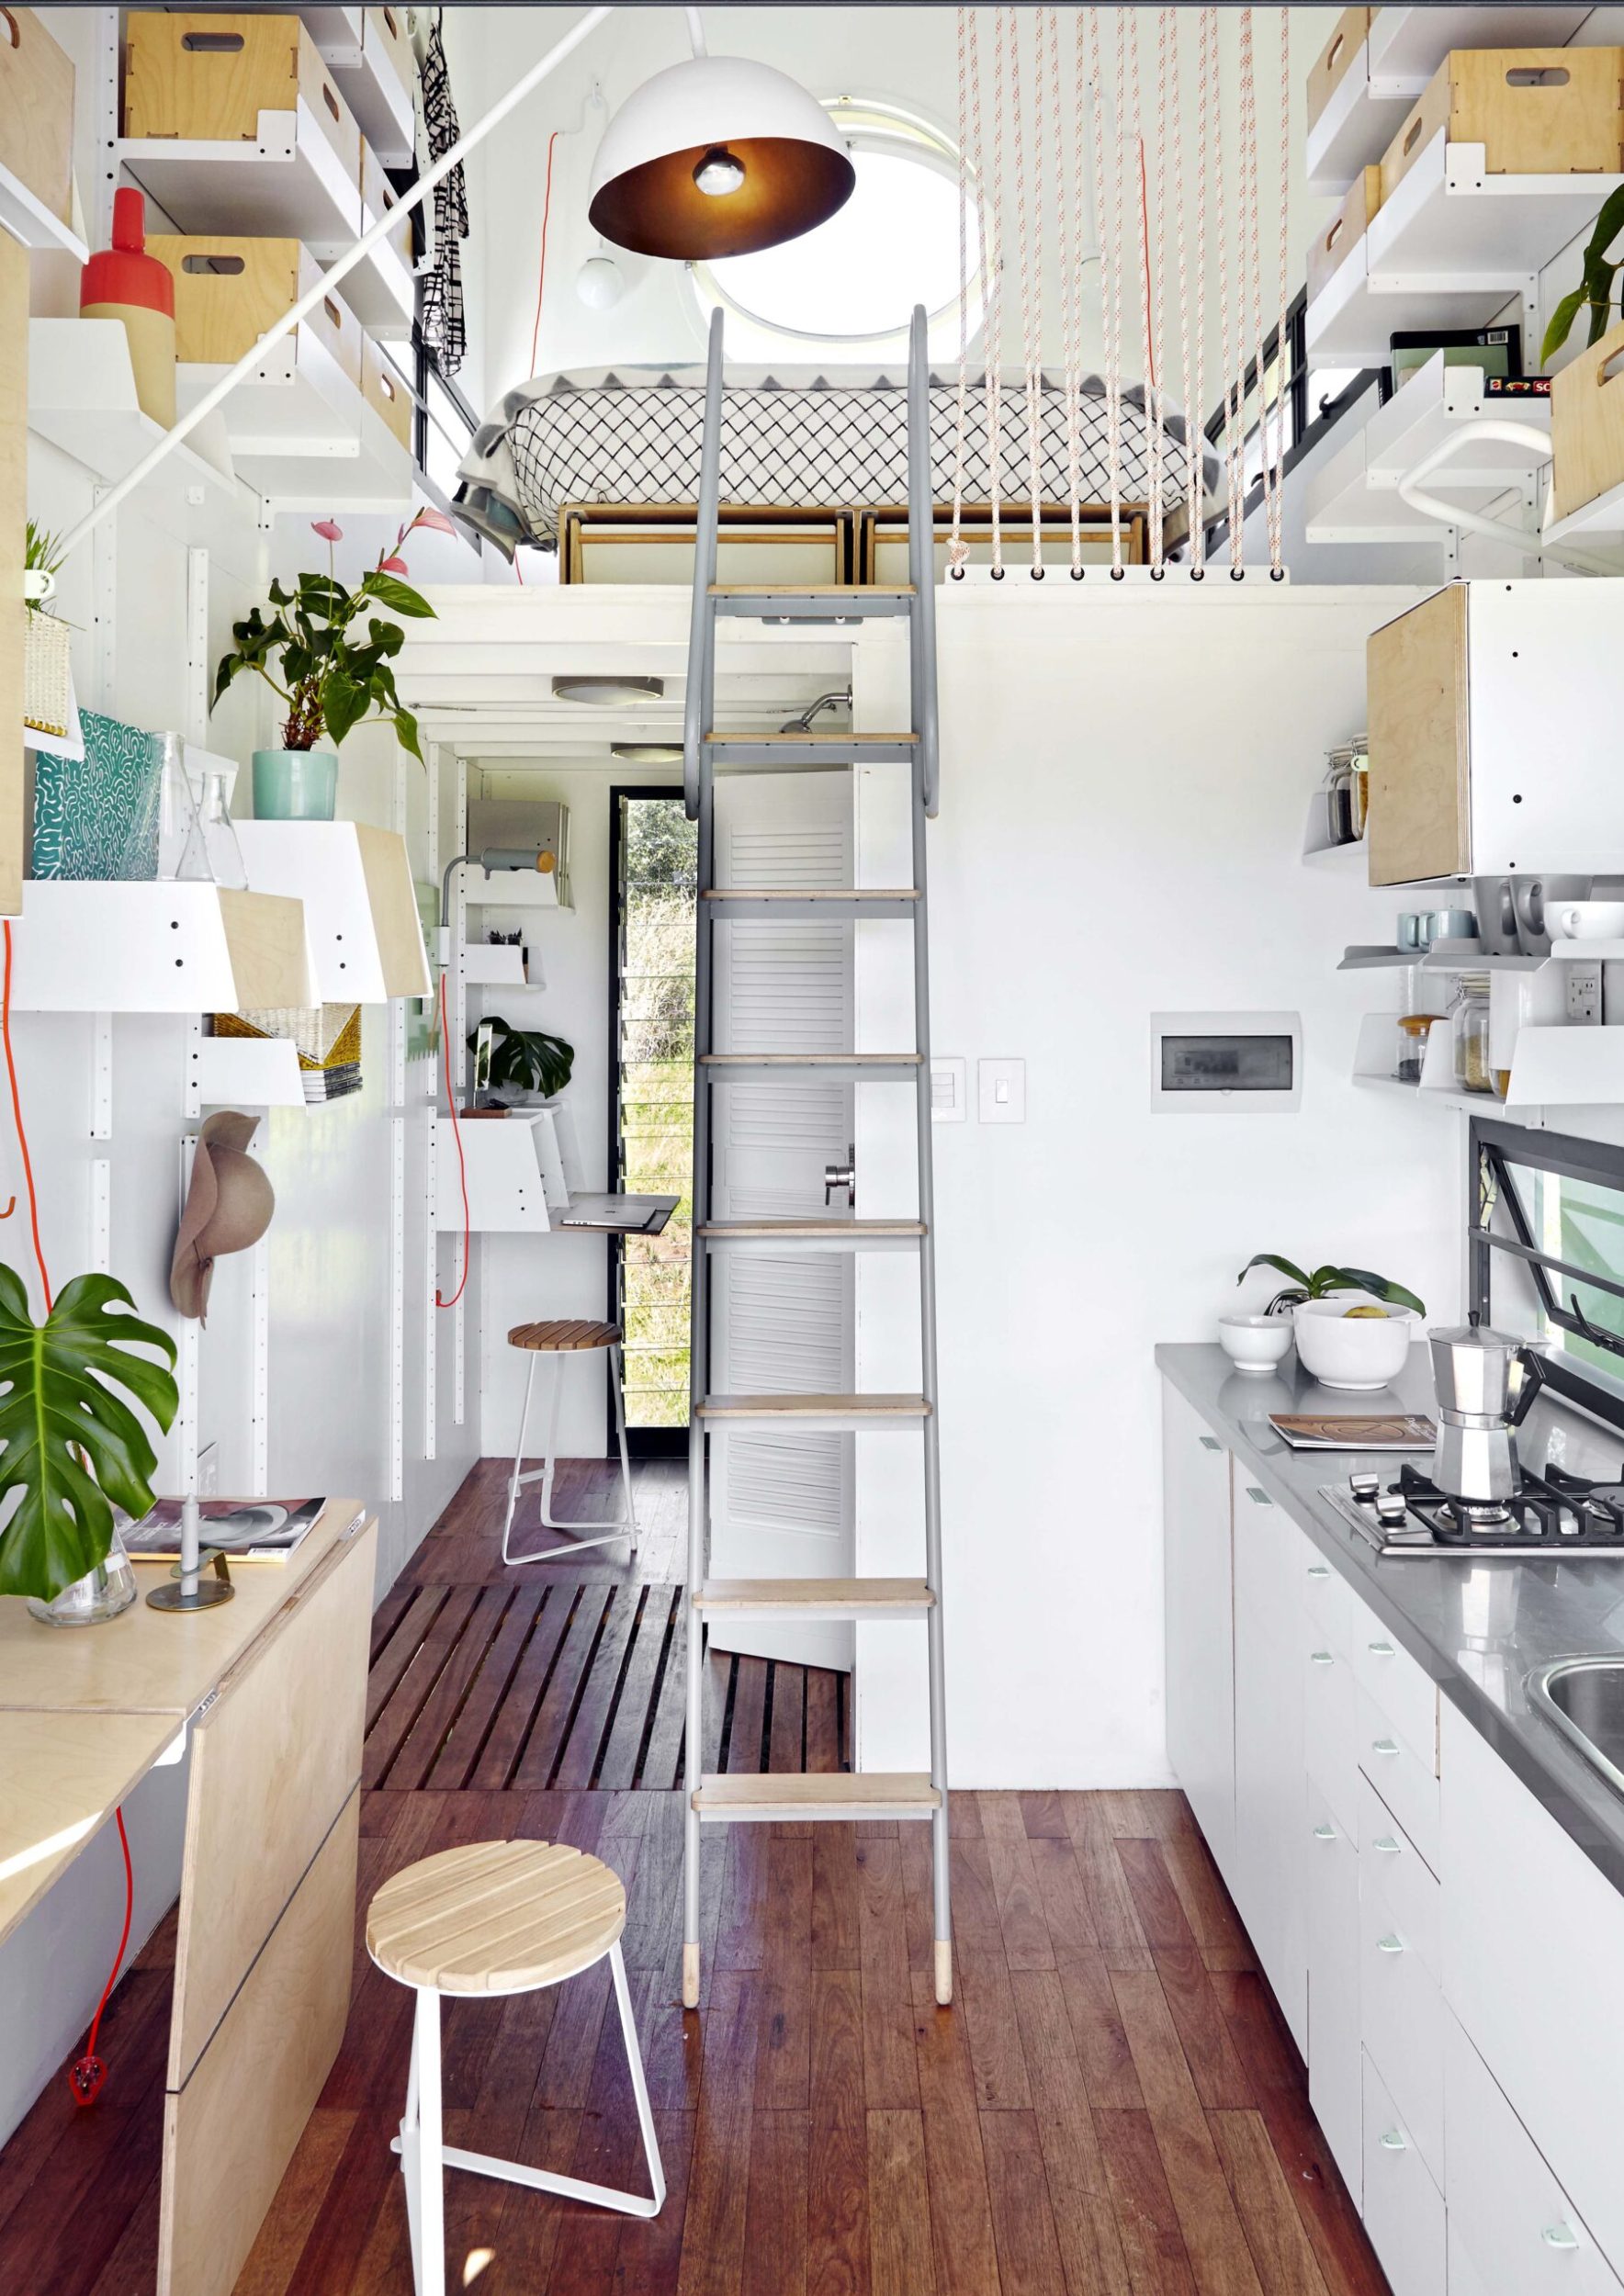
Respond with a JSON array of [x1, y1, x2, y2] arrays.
[[588, 54, 855, 261]]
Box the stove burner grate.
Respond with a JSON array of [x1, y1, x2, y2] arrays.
[[1329, 1460, 1624, 1553]]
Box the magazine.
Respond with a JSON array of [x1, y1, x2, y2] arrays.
[[119, 1496, 328, 1565], [1268, 1414, 1436, 1453]]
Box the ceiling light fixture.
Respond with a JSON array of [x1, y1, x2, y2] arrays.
[[588, 6, 854, 262], [612, 741, 684, 764], [551, 675, 665, 706]]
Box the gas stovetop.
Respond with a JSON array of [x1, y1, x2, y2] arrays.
[[1322, 1461, 1624, 1557]]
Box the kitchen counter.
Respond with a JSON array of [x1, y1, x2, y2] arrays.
[[1157, 1342, 1624, 1897]]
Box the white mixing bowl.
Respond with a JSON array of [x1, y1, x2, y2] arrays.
[[1218, 1313, 1294, 1374], [1292, 1297, 1418, 1390]]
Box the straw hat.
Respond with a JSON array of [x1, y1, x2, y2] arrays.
[[170, 1112, 275, 1323]]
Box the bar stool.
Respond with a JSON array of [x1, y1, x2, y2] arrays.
[[367, 1839, 665, 2296], [502, 1319, 637, 1565]]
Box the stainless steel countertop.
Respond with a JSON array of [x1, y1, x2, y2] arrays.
[[1156, 1342, 1624, 1896]]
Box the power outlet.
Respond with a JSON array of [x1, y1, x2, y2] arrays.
[[1566, 962, 1604, 1027]]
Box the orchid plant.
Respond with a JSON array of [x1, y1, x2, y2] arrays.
[[212, 509, 455, 762]]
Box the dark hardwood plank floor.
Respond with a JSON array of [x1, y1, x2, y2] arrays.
[[0, 1459, 1391, 2295]]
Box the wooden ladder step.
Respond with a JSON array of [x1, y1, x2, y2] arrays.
[[709, 584, 917, 596], [699, 1392, 930, 1424], [707, 730, 918, 745], [700, 1052, 920, 1081], [699, 1218, 925, 1251], [692, 1772, 942, 1821], [694, 1577, 934, 1619], [709, 585, 916, 622], [701, 887, 919, 919]]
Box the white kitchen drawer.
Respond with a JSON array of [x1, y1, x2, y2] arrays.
[[1303, 1548, 1358, 1654], [1445, 2009, 1624, 2296], [1362, 2050, 1446, 2296], [1306, 1778, 1362, 2205], [1360, 1865, 1443, 2186], [1358, 1773, 1439, 1977], [1357, 1683, 1439, 1873], [1305, 1633, 1359, 1837], [1354, 1625, 1438, 1781]]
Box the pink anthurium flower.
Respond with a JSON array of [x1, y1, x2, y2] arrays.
[[380, 556, 410, 575], [412, 506, 457, 535], [310, 518, 344, 543]]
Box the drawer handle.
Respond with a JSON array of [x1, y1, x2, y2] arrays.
[[1313, 1823, 1337, 1840], [1376, 1933, 1405, 1954], [1245, 1486, 1270, 1506], [1371, 1739, 1401, 1758], [1368, 1640, 1396, 1658], [1372, 1835, 1402, 1855], [1310, 1650, 1334, 1666], [1307, 1565, 1332, 1580], [1199, 1435, 1221, 1452], [1542, 2227, 1580, 2252], [1379, 2130, 1407, 2152]]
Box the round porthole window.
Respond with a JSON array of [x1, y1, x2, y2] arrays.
[[689, 96, 980, 361]]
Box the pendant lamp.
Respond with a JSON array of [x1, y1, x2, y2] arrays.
[[588, 9, 854, 262]]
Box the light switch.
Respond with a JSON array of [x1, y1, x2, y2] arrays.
[[978, 1057, 1026, 1124], [931, 1057, 967, 1121]]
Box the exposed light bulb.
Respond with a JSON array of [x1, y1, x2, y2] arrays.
[[693, 145, 746, 197], [576, 253, 626, 309]]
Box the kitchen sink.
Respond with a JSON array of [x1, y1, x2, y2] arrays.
[[1528, 1659, 1624, 1799]]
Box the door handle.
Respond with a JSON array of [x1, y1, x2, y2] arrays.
[[1376, 1933, 1405, 1954], [824, 1143, 855, 1207]]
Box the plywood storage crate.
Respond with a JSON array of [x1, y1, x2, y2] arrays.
[[360, 138, 411, 264], [0, 6, 74, 226], [1382, 47, 1624, 202], [1367, 581, 1624, 884], [124, 12, 362, 186], [146, 235, 362, 386], [1550, 316, 1624, 522], [360, 332, 411, 448], [362, 5, 413, 98], [1306, 166, 1382, 303], [1308, 7, 1370, 131]]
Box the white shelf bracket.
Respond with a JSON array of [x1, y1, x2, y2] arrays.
[[90, 1012, 112, 1140]]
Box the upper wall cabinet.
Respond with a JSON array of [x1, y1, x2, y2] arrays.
[[1366, 582, 1624, 886], [235, 821, 430, 1002]]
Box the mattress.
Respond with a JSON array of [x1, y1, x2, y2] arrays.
[[453, 363, 1216, 557]]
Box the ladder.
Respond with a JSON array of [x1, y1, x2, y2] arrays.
[[679, 303, 951, 2011]]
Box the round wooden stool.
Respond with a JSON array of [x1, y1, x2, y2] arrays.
[[502, 1319, 637, 1566], [367, 1840, 665, 2294]]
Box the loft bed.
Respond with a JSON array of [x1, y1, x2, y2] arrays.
[[451, 362, 1218, 562]]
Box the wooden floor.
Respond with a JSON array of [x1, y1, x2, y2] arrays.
[[0, 1459, 1390, 2296]]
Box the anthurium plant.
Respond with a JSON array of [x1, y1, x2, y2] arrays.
[[1237, 1255, 1427, 1319], [1542, 184, 1624, 363], [0, 1266, 179, 1601], [212, 510, 454, 762]]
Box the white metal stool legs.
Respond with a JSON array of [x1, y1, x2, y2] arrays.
[[394, 1943, 664, 2290], [501, 1343, 638, 1565]]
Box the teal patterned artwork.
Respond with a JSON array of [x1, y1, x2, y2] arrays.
[[32, 712, 163, 881]]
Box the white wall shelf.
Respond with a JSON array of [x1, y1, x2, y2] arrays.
[[118, 110, 412, 336], [307, 9, 416, 167], [0, 156, 87, 262], [1306, 9, 1590, 196], [196, 1035, 307, 1108], [434, 1109, 568, 1232], [1504, 1026, 1624, 1107], [1303, 835, 1369, 873], [7, 884, 309, 1015], [1544, 476, 1624, 546], [1339, 941, 1547, 973], [459, 944, 530, 988], [1305, 137, 1620, 366], [28, 321, 238, 496], [1304, 354, 1550, 544], [176, 332, 412, 512], [236, 820, 431, 1003]]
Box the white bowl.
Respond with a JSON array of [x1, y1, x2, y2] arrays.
[[1292, 1298, 1418, 1390], [1218, 1313, 1294, 1374]]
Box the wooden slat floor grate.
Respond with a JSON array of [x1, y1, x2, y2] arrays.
[[366, 1579, 849, 1794]]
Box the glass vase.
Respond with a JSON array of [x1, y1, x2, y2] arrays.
[[26, 1525, 139, 1626]]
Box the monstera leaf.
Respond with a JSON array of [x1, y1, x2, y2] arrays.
[[0, 1266, 179, 1601]]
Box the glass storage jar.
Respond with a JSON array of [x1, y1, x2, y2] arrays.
[[1395, 1014, 1433, 1086], [1449, 974, 1494, 1094]]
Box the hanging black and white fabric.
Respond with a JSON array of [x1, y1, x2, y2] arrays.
[[417, 16, 468, 376]]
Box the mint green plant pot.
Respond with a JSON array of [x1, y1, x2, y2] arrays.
[[253, 748, 338, 821]]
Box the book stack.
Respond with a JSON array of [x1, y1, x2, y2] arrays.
[[211, 1004, 363, 1105]]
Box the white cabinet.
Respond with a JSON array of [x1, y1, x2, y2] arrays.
[[1306, 1778, 1362, 2203], [1362, 2050, 1447, 2296], [1232, 1479, 1308, 2051], [1162, 1385, 1235, 1882]]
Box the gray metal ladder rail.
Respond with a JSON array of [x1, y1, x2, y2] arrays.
[[680, 305, 951, 2012]]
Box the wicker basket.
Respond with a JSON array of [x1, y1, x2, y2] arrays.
[[23, 610, 73, 739]]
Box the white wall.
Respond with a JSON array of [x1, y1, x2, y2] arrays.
[[852, 582, 1461, 1788]]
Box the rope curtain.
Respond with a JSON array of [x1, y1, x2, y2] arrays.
[[946, 5, 1290, 584]]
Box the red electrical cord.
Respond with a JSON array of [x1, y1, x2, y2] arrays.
[[528, 129, 561, 375], [434, 972, 470, 1309], [2, 921, 135, 2106]]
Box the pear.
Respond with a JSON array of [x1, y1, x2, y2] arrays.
[[1343, 1304, 1390, 1319]]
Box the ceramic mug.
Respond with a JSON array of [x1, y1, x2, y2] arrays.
[[1551, 901, 1624, 941], [1418, 906, 1476, 948], [1396, 912, 1425, 951]]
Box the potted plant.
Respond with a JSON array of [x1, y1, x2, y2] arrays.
[[0, 1265, 179, 1625], [468, 1015, 574, 1107], [1236, 1254, 1427, 1392], [212, 511, 451, 822], [1541, 184, 1624, 363]]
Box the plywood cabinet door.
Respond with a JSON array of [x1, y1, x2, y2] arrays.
[[1367, 584, 1470, 886], [1232, 1482, 1308, 2050], [0, 228, 25, 917], [1161, 1381, 1235, 1885], [1307, 1779, 1362, 2207]]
